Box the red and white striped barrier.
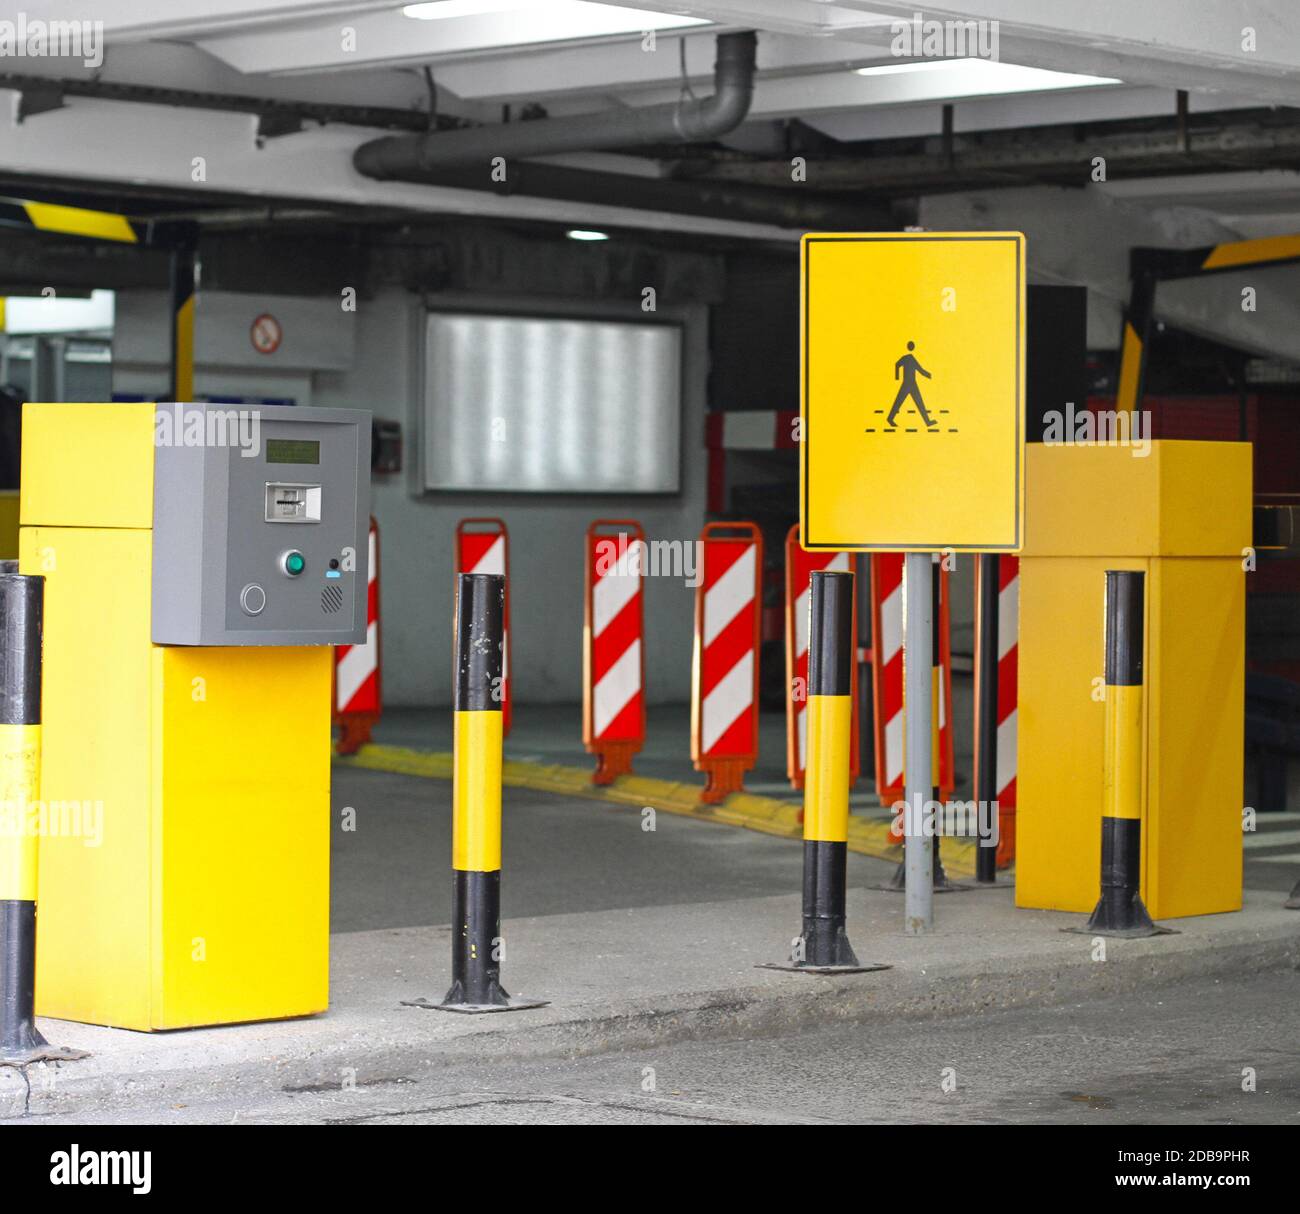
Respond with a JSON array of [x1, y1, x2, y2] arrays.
[[583, 519, 646, 784], [784, 523, 860, 790], [993, 554, 1018, 865], [334, 515, 380, 755], [692, 521, 763, 804], [870, 552, 955, 811], [456, 518, 511, 735]]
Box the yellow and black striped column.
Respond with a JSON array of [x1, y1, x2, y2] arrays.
[[168, 243, 196, 403], [776, 571, 886, 974], [0, 574, 85, 1062], [1084, 571, 1166, 937], [407, 573, 545, 1013]]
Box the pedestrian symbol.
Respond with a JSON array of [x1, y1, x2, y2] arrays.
[[800, 231, 1025, 552], [887, 342, 935, 429]]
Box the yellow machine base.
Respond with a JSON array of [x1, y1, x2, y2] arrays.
[[19, 403, 331, 1030]]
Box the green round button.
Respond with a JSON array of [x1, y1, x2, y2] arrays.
[[285, 551, 305, 576]]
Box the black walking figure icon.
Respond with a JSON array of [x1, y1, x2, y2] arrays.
[[886, 342, 937, 428]]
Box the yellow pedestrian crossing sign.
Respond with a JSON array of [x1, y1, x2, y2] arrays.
[[800, 232, 1026, 552]]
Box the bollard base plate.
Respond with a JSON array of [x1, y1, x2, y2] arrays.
[[401, 996, 550, 1015], [1062, 924, 1177, 940], [1066, 891, 1176, 938], [875, 881, 973, 894], [880, 856, 973, 893], [0, 1044, 90, 1067], [756, 961, 891, 976]]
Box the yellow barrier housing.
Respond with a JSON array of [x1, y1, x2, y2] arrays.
[[1016, 440, 1251, 919], [19, 402, 368, 1030]]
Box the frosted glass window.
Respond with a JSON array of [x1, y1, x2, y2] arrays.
[[423, 312, 681, 493]]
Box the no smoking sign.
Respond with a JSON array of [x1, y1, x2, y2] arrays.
[[250, 312, 283, 355]]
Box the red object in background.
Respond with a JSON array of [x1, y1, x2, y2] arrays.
[[974, 553, 1019, 869], [692, 521, 763, 804], [334, 516, 380, 755], [583, 519, 647, 785], [456, 518, 511, 736], [1251, 392, 1300, 606], [871, 554, 955, 840], [784, 524, 860, 792]]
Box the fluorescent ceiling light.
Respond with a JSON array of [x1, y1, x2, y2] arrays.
[[404, 1, 522, 16], [403, 1, 709, 38], [566, 228, 609, 241], [855, 57, 1118, 94]]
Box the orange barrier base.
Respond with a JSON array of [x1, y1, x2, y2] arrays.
[[698, 758, 749, 805], [996, 804, 1016, 868], [335, 714, 377, 756], [590, 740, 639, 786]]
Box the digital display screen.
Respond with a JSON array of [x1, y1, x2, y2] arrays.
[[266, 439, 320, 465], [423, 313, 681, 493]]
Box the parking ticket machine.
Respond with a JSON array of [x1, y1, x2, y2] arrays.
[[19, 402, 370, 1029]]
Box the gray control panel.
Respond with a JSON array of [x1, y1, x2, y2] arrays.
[[151, 404, 371, 645]]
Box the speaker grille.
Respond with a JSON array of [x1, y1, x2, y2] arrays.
[[321, 584, 344, 614]]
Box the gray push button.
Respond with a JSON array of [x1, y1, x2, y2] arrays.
[[240, 583, 267, 616]]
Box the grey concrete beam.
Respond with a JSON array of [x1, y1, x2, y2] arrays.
[[918, 184, 1300, 363]]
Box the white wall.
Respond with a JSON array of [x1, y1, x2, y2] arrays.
[[113, 288, 351, 404], [313, 289, 710, 708]]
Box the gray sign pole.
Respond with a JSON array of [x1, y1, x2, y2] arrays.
[[903, 551, 934, 934]]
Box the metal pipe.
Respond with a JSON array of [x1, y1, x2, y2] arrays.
[[975, 553, 1000, 884], [354, 31, 758, 179], [403, 157, 892, 231], [903, 552, 934, 935]]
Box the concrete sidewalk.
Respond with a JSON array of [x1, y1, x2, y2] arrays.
[[6, 881, 1296, 1121]]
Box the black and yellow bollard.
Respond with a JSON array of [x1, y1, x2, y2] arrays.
[[764, 572, 887, 975], [404, 573, 546, 1013], [0, 575, 86, 1065], [1074, 571, 1170, 938], [167, 231, 197, 403]]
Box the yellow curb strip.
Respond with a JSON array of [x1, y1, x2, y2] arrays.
[[336, 742, 979, 877]]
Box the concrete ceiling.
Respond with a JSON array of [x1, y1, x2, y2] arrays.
[[1, 3, 1295, 217], [0, 1, 1298, 354]]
